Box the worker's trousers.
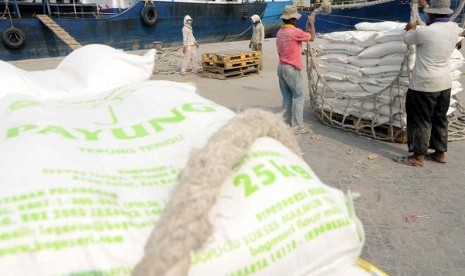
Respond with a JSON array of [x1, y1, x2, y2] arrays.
[[181, 45, 199, 72], [406, 88, 451, 154], [277, 63, 304, 127]]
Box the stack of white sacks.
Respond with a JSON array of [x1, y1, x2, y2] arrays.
[[316, 21, 464, 127]]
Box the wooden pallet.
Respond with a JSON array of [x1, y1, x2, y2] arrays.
[[202, 64, 259, 80], [322, 110, 407, 143], [202, 57, 259, 69], [202, 50, 261, 63]]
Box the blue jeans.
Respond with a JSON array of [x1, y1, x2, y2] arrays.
[[277, 63, 304, 127]]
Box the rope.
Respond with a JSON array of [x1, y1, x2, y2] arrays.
[[450, 0, 465, 21], [133, 109, 301, 276], [222, 10, 265, 43], [317, 13, 394, 23], [409, 0, 425, 26], [328, 0, 395, 10], [0, 1, 7, 19], [0, 1, 14, 28]]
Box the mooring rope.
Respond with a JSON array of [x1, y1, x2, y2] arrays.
[[133, 109, 301, 276], [450, 0, 465, 21]]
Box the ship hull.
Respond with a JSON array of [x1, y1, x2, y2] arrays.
[[0, 0, 288, 61]]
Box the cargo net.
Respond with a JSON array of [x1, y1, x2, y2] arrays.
[[306, 20, 465, 142]]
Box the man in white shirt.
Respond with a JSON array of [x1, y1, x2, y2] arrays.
[[394, 0, 462, 167]]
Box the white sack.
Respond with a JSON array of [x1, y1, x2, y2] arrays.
[[351, 31, 379, 47], [379, 53, 406, 65], [325, 81, 363, 92], [321, 31, 354, 43], [347, 56, 380, 67], [450, 58, 464, 71], [319, 43, 365, 56], [30, 45, 155, 97], [357, 41, 407, 59], [320, 62, 363, 77], [320, 54, 350, 63], [451, 48, 465, 61], [190, 137, 366, 275], [374, 29, 406, 43], [360, 64, 406, 78], [376, 76, 410, 86], [360, 83, 389, 93], [355, 21, 406, 32], [322, 72, 348, 81], [451, 69, 463, 80], [0, 61, 67, 99], [345, 75, 379, 85]]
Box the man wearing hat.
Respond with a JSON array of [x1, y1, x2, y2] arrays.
[[276, 5, 315, 134], [249, 14, 265, 69], [394, 0, 462, 167]]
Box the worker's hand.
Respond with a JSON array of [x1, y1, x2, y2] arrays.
[[183, 46, 186, 54], [249, 42, 252, 49], [196, 43, 199, 48], [457, 40, 462, 50], [418, 0, 428, 8], [405, 22, 417, 31], [307, 15, 316, 25]]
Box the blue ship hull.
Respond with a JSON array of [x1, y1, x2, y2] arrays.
[[0, 0, 289, 61], [261, 0, 291, 37]]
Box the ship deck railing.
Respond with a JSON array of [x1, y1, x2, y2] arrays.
[[0, 0, 107, 19], [297, 0, 376, 10]]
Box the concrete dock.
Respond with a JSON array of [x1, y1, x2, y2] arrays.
[[9, 38, 465, 276]]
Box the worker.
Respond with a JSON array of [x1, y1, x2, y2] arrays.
[[181, 15, 201, 75], [249, 14, 265, 69], [394, 0, 462, 166], [276, 6, 315, 134]]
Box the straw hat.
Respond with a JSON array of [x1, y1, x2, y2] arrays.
[[280, 5, 302, 20], [424, 0, 453, 15]]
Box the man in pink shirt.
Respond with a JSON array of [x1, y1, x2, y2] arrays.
[[276, 5, 315, 134]]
